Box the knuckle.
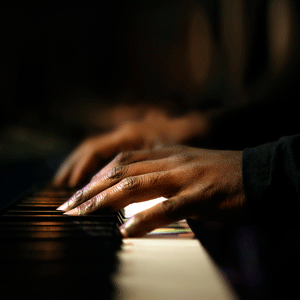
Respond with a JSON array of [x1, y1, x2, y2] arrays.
[[78, 193, 105, 215], [108, 165, 126, 180], [78, 199, 94, 215], [120, 176, 139, 191]]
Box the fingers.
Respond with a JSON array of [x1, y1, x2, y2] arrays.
[[54, 150, 98, 188], [67, 151, 100, 188], [57, 147, 188, 212], [52, 126, 141, 188], [55, 145, 245, 238], [53, 135, 118, 188], [90, 145, 189, 182], [52, 118, 186, 189], [52, 150, 83, 187], [58, 159, 169, 211], [61, 170, 180, 216]]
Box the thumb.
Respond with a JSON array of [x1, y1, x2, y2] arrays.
[[119, 198, 183, 237]]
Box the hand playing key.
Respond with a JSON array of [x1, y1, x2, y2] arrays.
[[53, 111, 210, 188], [57, 145, 245, 238]]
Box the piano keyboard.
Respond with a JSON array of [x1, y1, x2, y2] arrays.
[[0, 184, 123, 299]]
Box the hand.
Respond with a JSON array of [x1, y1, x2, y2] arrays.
[[53, 110, 210, 188], [53, 113, 167, 188], [57, 145, 245, 237]]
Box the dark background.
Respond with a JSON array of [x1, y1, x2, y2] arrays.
[[2, 0, 300, 204], [2, 2, 300, 299], [1, 2, 135, 202], [1, 1, 202, 204]]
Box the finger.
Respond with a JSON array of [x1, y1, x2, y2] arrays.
[[90, 149, 164, 182], [54, 135, 116, 187], [90, 145, 188, 183], [63, 170, 181, 216], [57, 157, 175, 211], [68, 150, 100, 188], [119, 196, 186, 237], [52, 150, 84, 187], [58, 145, 191, 212]]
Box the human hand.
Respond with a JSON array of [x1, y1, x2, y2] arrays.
[[57, 145, 245, 237], [53, 114, 167, 188], [53, 110, 210, 188]]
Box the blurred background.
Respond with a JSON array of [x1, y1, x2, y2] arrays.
[[1, 0, 219, 156], [1, 0, 300, 196], [2, 2, 300, 298]]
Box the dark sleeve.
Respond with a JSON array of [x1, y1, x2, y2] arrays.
[[242, 134, 300, 225]]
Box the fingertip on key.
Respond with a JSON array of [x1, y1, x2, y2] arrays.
[[120, 227, 128, 238], [56, 202, 68, 211], [57, 189, 83, 211], [63, 207, 79, 216]]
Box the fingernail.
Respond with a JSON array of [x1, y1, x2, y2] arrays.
[[56, 203, 67, 211], [57, 190, 83, 211], [63, 207, 78, 216]]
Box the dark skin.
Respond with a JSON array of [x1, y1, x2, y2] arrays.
[[56, 145, 245, 238], [53, 0, 297, 238], [53, 109, 211, 188]]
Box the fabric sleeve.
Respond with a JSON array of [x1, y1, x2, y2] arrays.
[[242, 134, 300, 225]]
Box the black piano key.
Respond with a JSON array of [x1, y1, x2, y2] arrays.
[[0, 219, 121, 232], [0, 182, 123, 300], [118, 208, 125, 219], [15, 203, 60, 208], [31, 188, 75, 198], [0, 225, 82, 231], [22, 197, 67, 204], [0, 214, 122, 224], [4, 203, 124, 223], [0, 223, 118, 232], [0, 229, 120, 239], [5, 209, 63, 215], [0, 220, 118, 226]]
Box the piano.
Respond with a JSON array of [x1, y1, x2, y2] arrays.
[[0, 182, 236, 299]]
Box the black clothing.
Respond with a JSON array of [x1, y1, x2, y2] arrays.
[[189, 134, 300, 299], [243, 134, 300, 225]]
